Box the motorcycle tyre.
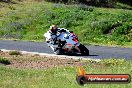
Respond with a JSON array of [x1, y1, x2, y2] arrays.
[[78, 44, 89, 56]]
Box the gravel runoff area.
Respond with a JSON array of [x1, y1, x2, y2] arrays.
[[0, 50, 89, 69]]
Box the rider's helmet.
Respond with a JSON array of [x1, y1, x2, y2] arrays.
[[49, 25, 58, 34]]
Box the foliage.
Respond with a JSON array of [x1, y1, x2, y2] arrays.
[[0, 2, 132, 46], [0, 57, 10, 65], [9, 51, 21, 55], [45, 0, 117, 7], [117, 0, 132, 6]]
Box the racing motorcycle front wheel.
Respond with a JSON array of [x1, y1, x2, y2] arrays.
[[78, 44, 89, 56], [54, 48, 64, 55]]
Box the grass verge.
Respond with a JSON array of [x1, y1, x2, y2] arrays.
[[0, 59, 132, 88], [0, 51, 132, 88], [0, 1, 132, 47]]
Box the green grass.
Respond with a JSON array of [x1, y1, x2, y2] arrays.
[[0, 1, 132, 47], [0, 59, 132, 88]]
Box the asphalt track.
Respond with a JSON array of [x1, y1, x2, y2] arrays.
[[0, 40, 132, 60]]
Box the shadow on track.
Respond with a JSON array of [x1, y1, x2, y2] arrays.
[[64, 53, 98, 57]]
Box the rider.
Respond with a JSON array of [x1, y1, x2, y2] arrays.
[[46, 25, 81, 52], [47, 25, 69, 44], [49, 25, 69, 35]]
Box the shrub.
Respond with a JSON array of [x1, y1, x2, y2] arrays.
[[117, 0, 132, 6], [45, 0, 117, 7], [9, 51, 21, 55], [91, 20, 113, 34], [113, 23, 132, 35], [0, 57, 11, 65]]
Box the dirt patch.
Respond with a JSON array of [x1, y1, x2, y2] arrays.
[[0, 51, 107, 70], [0, 51, 82, 69]]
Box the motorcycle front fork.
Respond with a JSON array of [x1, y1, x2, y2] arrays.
[[75, 46, 81, 53]]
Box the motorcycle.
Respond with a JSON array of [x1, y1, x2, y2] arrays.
[[44, 31, 89, 55]]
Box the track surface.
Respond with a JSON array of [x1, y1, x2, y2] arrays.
[[0, 40, 132, 59]]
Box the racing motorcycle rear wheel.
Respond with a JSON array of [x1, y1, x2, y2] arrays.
[[54, 48, 64, 55]]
